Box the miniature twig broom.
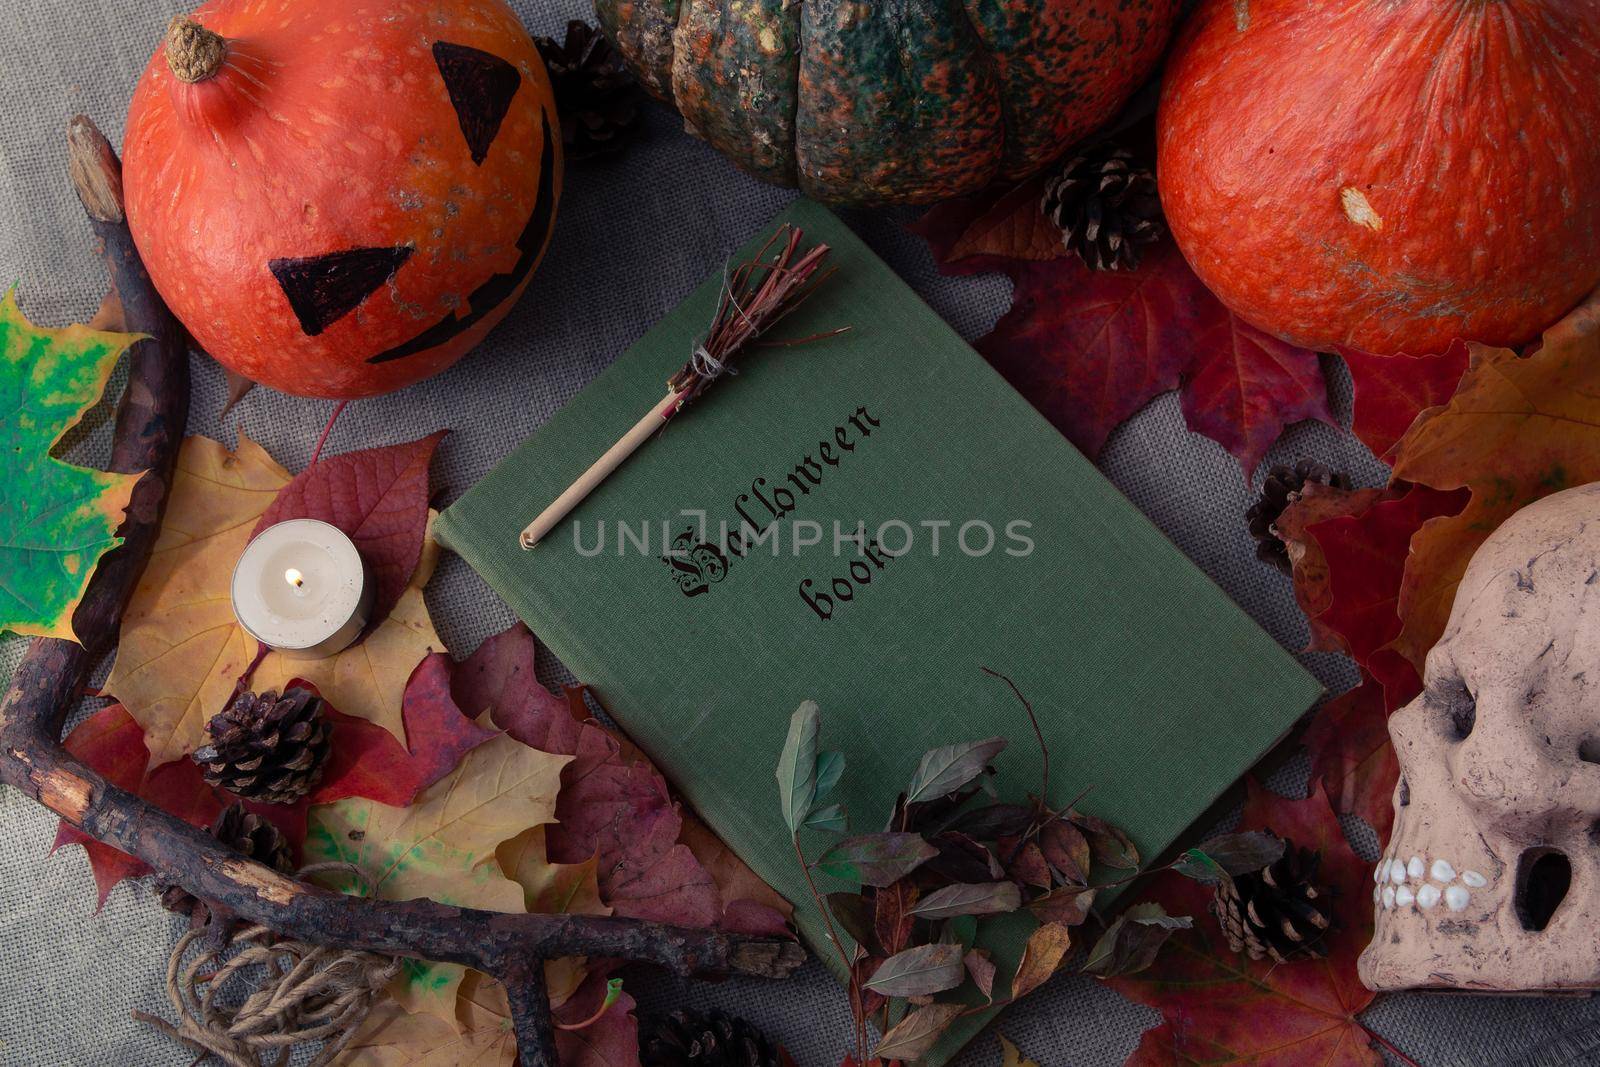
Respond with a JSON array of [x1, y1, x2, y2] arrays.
[[519, 223, 847, 548]]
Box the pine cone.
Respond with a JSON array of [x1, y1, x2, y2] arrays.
[[1211, 838, 1334, 962], [160, 802, 296, 921], [1246, 460, 1352, 574], [1042, 143, 1165, 271], [192, 687, 331, 804], [536, 20, 641, 162], [642, 1009, 785, 1067]]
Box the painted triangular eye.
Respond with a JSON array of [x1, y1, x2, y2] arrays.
[[268, 246, 414, 336], [433, 41, 522, 165]]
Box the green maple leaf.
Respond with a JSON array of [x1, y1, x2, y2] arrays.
[[0, 290, 142, 641]]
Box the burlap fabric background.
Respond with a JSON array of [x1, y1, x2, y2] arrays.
[[3, 1, 1599, 1063]]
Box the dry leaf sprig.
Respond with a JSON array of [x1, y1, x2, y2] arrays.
[[775, 671, 1282, 1065]]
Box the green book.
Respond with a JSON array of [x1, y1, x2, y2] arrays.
[[436, 199, 1320, 1061]]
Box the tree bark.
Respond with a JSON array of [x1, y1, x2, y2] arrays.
[[505, 963, 558, 1067], [0, 117, 803, 1067]]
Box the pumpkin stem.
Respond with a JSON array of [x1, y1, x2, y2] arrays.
[[165, 16, 228, 84]]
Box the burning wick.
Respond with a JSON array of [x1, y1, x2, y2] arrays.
[[284, 567, 307, 595]]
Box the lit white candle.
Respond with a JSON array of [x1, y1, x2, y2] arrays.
[[230, 519, 372, 659]]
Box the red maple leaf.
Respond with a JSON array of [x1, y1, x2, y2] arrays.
[[310, 655, 496, 809], [254, 430, 445, 622], [1180, 316, 1331, 476], [1109, 782, 1383, 1066], [1304, 679, 1400, 844], [244, 665, 495, 852], [1338, 341, 1471, 459], [53, 705, 152, 909], [452, 620, 579, 751], [550, 725, 721, 927], [1302, 484, 1467, 694], [54, 706, 226, 908], [976, 243, 1206, 460], [144, 753, 227, 833], [53, 655, 492, 906], [967, 240, 1332, 473], [1293, 296, 1600, 867], [455, 623, 790, 933]]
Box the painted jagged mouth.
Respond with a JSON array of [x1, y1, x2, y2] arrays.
[[367, 109, 558, 364]]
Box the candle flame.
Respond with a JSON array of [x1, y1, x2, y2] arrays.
[[284, 567, 305, 589]]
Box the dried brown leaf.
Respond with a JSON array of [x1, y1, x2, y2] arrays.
[[1011, 921, 1072, 999]]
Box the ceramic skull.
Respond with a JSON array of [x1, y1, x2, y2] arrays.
[[1360, 482, 1600, 992]]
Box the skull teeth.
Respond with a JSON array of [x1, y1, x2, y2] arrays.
[[1371, 854, 1489, 913]]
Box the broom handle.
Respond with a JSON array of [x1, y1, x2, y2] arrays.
[[519, 388, 683, 549]]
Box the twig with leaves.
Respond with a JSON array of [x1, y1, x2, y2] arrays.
[[775, 670, 1304, 1065]]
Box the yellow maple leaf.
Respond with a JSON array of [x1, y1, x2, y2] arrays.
[[496, 826, 610, 1007], [1390, 288, 1600, 671], [497, 826, 609, 918], [105, 434, 441, 766], [253, 534, 444, 745], [343, 971, 516, 1066], [105, 435, 286, 764], [306, 734, 570, 1023], [999, 1035, 1041, 1067]]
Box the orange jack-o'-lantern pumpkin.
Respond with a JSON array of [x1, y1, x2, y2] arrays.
[[123, 0, 561, 399]]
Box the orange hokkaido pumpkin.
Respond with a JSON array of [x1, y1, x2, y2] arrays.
[[1157, 0, 1600, 356], [123, 0, 560, 398]]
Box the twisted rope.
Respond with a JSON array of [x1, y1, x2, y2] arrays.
[[684, 254, 765, 385], [688, 344, 735, 382], [136, 863, 401, 1067]]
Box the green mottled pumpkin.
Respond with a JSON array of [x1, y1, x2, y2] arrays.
[[597, 0, 1179, 206]]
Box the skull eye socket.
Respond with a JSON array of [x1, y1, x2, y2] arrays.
[[1429, 674, 1476, 741], [1514, 847, 1571, 932]]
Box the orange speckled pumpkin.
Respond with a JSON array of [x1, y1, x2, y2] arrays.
[[599, 0, 1180, 207], [123, 0, 560, 399], [1157, 0, 1600, 356]]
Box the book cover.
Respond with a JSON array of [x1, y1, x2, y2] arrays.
[[435, 199, 1322, 1061]]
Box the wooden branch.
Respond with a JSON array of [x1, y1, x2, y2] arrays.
[[506, 962, 558, 1065], [0, 117, 804, 1067], [0, 117, 193, 746]]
